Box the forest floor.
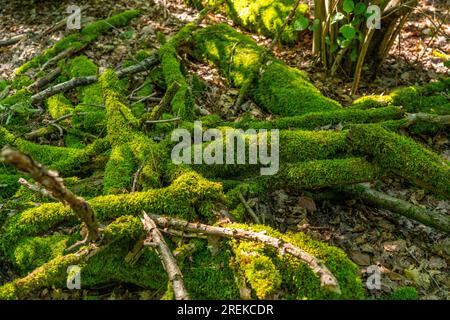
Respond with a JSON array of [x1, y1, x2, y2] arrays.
[[0, 0, 449, 299]]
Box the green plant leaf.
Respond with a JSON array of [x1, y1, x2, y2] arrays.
[[340, 24, 356, 40], [343, 0, 355, 13], [351, 47, 358, 62], [293, 16, 309, 31], [310, 18, 321, 31], [331, 12, 345, 24], [354, 2, 366, 15], [340, 39, 352, 48]]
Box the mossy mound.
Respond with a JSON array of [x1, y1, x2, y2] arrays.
[[192, 24, 341, 116]]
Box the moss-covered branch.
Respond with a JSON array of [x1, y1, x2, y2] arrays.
[[347, 125, 450, 197]]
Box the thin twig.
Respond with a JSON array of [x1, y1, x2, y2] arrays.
[[237, 191, 261, 224], [141, 212, 190, 300], [145, 117, 181, 124]]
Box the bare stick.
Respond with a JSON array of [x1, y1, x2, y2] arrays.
[[342, 184, 450, 234], [31, 54, 159, 104], [1, 147, 100, 249], [145, 117, 181, 124], [141, 82, 181, 124], [146, 213, 341, 293], [0, 34, 27, 47], [238, 191, 261, 224], [406, 113, 450, 126], [141, 212, 190, 300], [27, 67, 62, 92]]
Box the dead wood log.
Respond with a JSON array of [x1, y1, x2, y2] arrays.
[[141, 212, 190, 300], [146, 213, 341, 293], [342, 184, 450, 234]]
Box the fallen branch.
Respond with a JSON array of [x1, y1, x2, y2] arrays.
[[145, 117, 181, 124], [342, 184, 450, 234], [146, 213, 341, 293], [141, 82, 181, 124], [27, 67, 62, 92], [238, 191, 261, 224], [31, 54, 159, 104], [141, 212, 190, 300], [0, 34, 27, 47], [405, 112, 450, 126], [0, 146, 100, 249]]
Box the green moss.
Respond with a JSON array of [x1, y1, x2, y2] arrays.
[[390, 78, 450, 115], [0, 89, 32, 109], [225, 0, 309, 44], [231, 241, 281, 298], [0, 172, 225, 252], [272, 157, 382, 189], [16, 10, 141, 75], [67, 55, 106, 135], [185, 0, 309, 44], [100, 69, 164, 192], [182, 239, 241, 299], [386, 286, 418, 300], [187, 129, 349, 178], [228, 224, 365, 299], [0, 79, 8, 91], [351, 95, 393, 109], [11, 234, 70, 275], [0, 173, 20, 199], [102, 215, 145, 243], [103, 144, 135, 194], [160, 24, 196, 118], [193, 24, 341, 116], [347, 125, 450, 197], [228, 106, 403, 130], [0, 253, 82, 299], [47, 94, 74, 119], [11, 76, 32, 90]]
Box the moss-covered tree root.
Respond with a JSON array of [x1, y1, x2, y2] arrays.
[[347, 125, 450, 198], [191, 24, 341, 116]]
